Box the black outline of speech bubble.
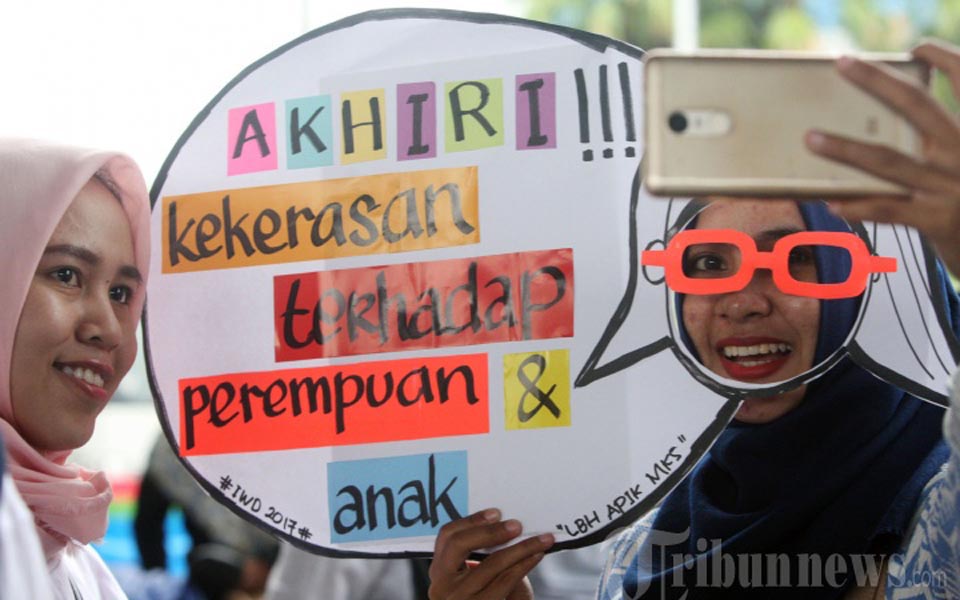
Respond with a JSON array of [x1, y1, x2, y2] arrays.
[[143, 8, 701, 560]]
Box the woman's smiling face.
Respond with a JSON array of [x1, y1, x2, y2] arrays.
[[680, 198, 820, 424], [9, 177, 141, 452]]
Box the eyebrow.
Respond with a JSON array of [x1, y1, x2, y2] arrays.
[[754, 227, 805, 244], [44, 244, 143, 284]]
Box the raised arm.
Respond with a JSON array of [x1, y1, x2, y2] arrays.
[[806, 39, 960, 596]]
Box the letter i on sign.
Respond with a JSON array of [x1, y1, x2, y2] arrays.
[[516, 73, 556, 150], [398, 82, 437, 161]]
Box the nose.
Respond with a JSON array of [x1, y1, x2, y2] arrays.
[[77, 291, 122, 349], [715, 271, 774, 322]]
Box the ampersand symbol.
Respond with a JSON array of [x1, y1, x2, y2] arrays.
[[516, 353, 561, 422]]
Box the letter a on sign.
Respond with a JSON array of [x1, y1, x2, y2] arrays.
[[228, 103, 278, 175]]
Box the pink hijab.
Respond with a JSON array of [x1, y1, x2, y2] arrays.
[[0, 138, 151, 560]]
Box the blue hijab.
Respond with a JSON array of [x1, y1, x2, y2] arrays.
[[625, 203, 958, 599]]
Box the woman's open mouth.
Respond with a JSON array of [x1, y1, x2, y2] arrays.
[[716, 338, 793, 380], [54, 361, 111, 402]]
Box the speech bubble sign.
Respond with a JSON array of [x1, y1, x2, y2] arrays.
[[145, 9, 958, 558]]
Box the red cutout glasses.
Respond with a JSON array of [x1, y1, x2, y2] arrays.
[[641, 229, 897, 299]]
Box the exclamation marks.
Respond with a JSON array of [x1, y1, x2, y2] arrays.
[[599, 64, 614, 158], [619, 62, 637, 158], [574, 62, 638, 162], [574, 68, 592, 161]]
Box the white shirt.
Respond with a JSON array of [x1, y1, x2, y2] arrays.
[[48, 539, 127, 600], [0, 472, 54, 600], [267, 543, 414, 600]]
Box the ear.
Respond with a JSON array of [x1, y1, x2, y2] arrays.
[[849, 223, 960, 406]]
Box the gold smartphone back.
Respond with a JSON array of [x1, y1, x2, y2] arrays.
[[643, 49, 927, 197]]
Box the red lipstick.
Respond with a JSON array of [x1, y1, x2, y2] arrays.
[[54, 360, 113, 402], [715, 337, 791, 381]]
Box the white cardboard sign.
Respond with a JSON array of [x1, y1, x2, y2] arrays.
[[145, 10, 959, 557]]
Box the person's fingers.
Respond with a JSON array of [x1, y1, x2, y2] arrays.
[[834, 55, 960, 147], [434, 509, 501, 562], [457, 533, 554, 597], [913, 40, 960, 101], [435, 520, 523, 596], [487, 554, 545, 600], [429, 527, 553, 600], [805, 130, 959, 194], [806, 40, 960, 280], [828, 192, 959, 241], [827, 195, 916, 227], [430, 514, 527, 596], [471, 533, 554, 586]]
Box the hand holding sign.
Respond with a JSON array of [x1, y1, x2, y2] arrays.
[[427, 509, 552, 600]]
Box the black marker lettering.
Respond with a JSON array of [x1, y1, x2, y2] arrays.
[[520, 266, 566, 339], [406, 93, 431, 156], [424, 183, 474, 237], [232, 109, 271, 159], [342, 97, 383, 155], [289, 105, 327, 155], [222, 195, 254, 259], [518, 78, 548, 147], [448, 81, 496, 141], [167, 201, 199, 267]]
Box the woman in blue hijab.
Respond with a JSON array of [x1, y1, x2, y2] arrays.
[[607, 198, 958, 599]]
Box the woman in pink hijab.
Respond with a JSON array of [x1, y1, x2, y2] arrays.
[[0, 138, 150, 598]]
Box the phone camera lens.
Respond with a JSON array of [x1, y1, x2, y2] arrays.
[[668, 111, 688, 133]]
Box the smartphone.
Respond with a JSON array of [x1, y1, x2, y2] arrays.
[[642, 49, 928, 197]]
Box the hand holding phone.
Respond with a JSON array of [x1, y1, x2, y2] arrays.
[[805, 40, 960, 278], [642, 49, 928, 197]]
